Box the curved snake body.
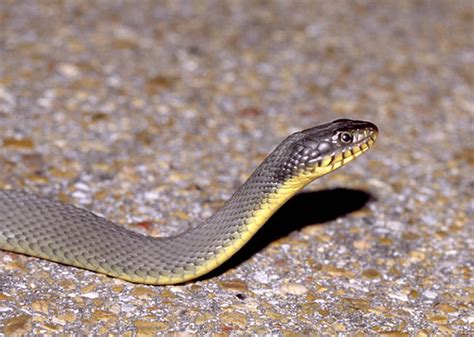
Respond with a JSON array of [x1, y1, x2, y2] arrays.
[[0, 119, 378, 284]]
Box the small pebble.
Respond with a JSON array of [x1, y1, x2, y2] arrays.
[[278, 283, 308, 296]]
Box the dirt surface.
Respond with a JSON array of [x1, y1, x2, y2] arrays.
[[0, 1, 472, 335]]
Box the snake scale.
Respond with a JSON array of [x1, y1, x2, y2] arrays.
[[0, 119, 378, 284]]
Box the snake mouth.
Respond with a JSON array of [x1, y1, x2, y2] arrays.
[[326, 127, 378, 171], [343, 131, 377, 163]]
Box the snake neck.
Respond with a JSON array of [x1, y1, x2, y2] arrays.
[[182, 134, 309, 254]]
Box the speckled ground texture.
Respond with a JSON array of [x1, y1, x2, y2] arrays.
[[0, 1, 472, 336]]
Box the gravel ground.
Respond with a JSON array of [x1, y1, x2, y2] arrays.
[[0, 1, 472, 335]]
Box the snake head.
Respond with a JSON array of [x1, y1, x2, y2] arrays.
[[284, 119, 378, 177]]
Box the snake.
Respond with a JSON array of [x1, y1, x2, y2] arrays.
[[0, 119, 377, 285]]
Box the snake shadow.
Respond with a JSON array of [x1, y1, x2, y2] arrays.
[[198, 188, 374, 282]]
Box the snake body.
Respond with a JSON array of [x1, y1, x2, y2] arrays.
[[0, 119, 377, 284]]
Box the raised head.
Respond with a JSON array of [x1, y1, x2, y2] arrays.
[[281, 119, 378, 180]]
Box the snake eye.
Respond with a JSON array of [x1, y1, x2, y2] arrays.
[[339, 132, 353, 144]]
